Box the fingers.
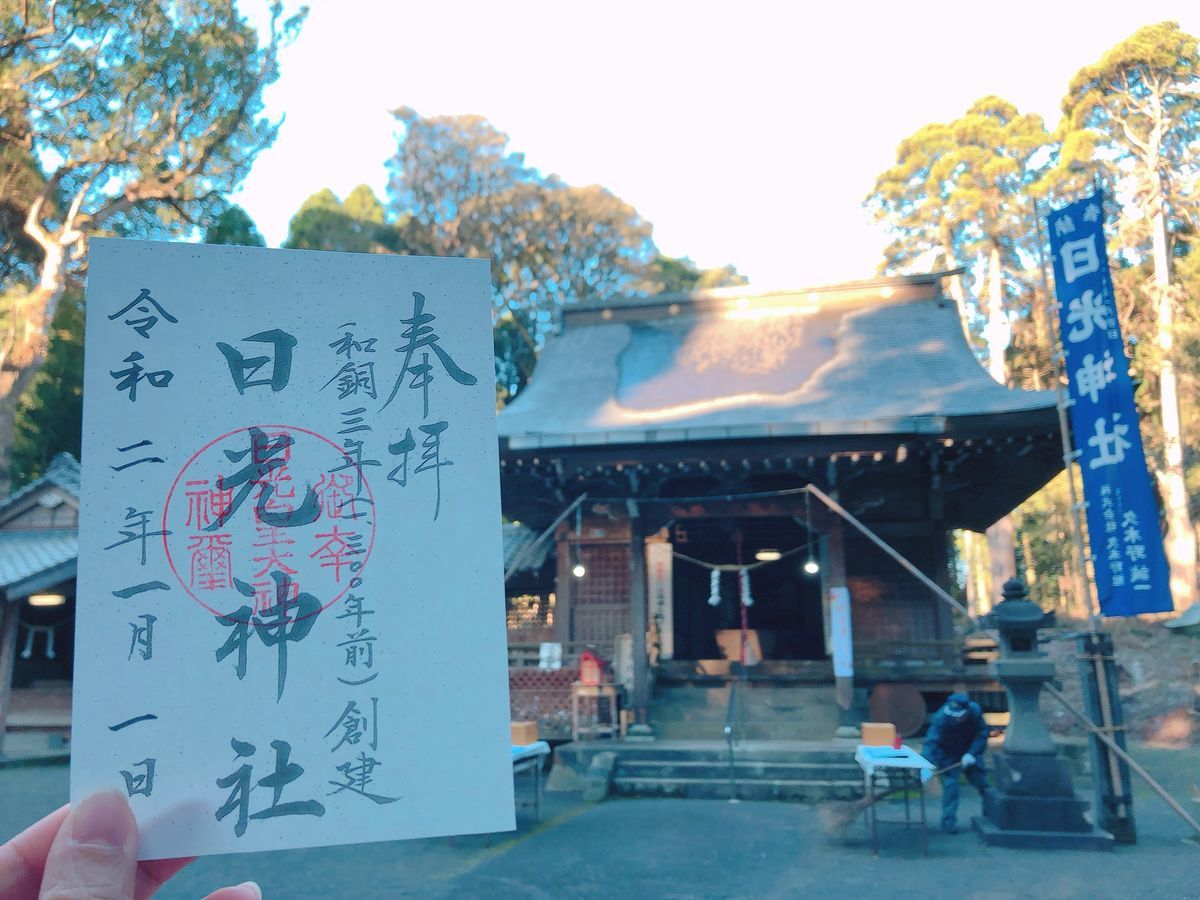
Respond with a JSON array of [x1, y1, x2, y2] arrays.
[[38, 791, 137, 900], [203, 881, 263, 900], [135, 856, 195, 900], [0, 804, 70, 898]]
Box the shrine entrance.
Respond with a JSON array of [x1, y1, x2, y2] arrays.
[[670, 516, 826, 662]]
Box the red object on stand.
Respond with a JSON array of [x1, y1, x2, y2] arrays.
[[579, 650, 602, 686], [892, 733, 903, 750]]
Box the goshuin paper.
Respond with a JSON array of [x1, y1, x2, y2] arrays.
[[73, 239, 514, 859]]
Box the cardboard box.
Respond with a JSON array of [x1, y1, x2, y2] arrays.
[[860, 721, 896, 747], [511, 721, 539, 746]]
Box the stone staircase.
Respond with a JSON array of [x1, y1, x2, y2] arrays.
[[607, 742, 864, 801], [648, 681, 840, 742], [549, 740, 864, 802]]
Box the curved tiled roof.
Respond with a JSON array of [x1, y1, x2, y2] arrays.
[[498, 278, 1057, 449], [0, 529, 77, 596], [0, 452, 80, 520], [502, 523, 553, 574]]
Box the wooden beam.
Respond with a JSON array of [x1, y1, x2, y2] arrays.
[[0, 599, 20, 756], [627, 501, 650, 718], [553, 530, 573, 645]]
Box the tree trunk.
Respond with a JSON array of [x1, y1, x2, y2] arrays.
[[973, 531, 994, 614], [983, 243, 1018, 589], [942, 241, 974, 348], [985, 243, 1010, 385], [1151, 208, 1197, 610], [963, 531, 978, 616]]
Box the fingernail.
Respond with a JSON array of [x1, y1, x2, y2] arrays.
[[237, 881, 263, 899], [71, 790, 134, 847]]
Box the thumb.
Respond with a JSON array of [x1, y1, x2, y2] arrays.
[[39, 791, 138, 900], [204, 883, 263, 900]]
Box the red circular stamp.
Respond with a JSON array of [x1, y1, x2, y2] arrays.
[[162, 424, 376, 623]]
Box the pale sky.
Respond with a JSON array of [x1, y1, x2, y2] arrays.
[[234, 1, 1200, 290]]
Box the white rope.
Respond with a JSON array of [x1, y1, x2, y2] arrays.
[[707, 568, 721, 607], [739, 567, 754, 608], [673, 541, 812, 573]]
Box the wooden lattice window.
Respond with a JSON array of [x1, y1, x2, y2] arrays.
[[573, 544, 630, 605]]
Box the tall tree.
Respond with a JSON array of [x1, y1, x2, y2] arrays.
[[387, 108, 660, 404], [867, 97, 1053, 602], [283, 185, 429, 255], [204, 205, 266, 247], [652, 255, 748, 294], [1056, 22, 1200, 609], [0, 0, 304, 493], [9, 290, 82, 488]]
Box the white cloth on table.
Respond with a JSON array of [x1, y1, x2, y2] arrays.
[[511, 741, 551, 763], [854, 745, 935, 783]]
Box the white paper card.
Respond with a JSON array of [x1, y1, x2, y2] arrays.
[[73, 239, 514, 860], [829, 586, 853, 678]]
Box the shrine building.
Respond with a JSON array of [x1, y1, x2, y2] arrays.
[[499, 273, 1062, 739]]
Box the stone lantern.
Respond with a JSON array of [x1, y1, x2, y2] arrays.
[[971, 579, 1112, 849]]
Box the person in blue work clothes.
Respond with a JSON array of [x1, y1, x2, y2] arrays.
[[923, 692, 994, 834]]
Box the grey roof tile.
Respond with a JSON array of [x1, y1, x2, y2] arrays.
[[0, 453, 81, 520], [503, 523, 552, 572], [0, 529, 78, 594], [498, 288, 1056, 448]]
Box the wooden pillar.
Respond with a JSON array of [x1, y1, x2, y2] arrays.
[[0, 598, 20, 756], [627, 500, 650, 719], [929, 468, 955, 646], [553, 527, 573, 645]]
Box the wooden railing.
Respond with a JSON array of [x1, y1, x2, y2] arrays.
[[507, 640, 614, 668]]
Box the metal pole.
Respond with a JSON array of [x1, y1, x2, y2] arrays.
[[504, 492, 588, 583], [804, 483, 971, 620], [0, 599, 20, 756], [1046, 684, 1200, 839]]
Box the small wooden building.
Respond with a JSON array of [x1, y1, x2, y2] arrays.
[[497, 274, 1062, 735], [0, 453, 79, 751]]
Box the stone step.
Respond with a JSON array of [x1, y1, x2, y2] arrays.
[[618, 760, 863, 782], [649, 702, 837, 722], [570, 745, 858, 765], [653, 685, 836, 704], [652, 721, 840, 742], [611, 776, 864, 802]]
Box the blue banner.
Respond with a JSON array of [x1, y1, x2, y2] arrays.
[[1047, 193, 1172, 616]]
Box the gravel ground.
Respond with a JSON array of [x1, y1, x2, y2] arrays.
[[2, 745, 1198, 899]]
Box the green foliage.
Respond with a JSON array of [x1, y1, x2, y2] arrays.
[[870, 22, 1200, 607], [282, 185, 429, 255], [0, 0, 304, 492], [652, 255, 748, 294], [1, 0, 305, 254], [9, 290, 83, 487], [0, 138, 43, 292], [1053, 21, 1200, 218], [1012, 473, 1075, 613], [387, 107, 662, 404], [867, 96, 1053, 384], [204, 205, 266, 247]]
